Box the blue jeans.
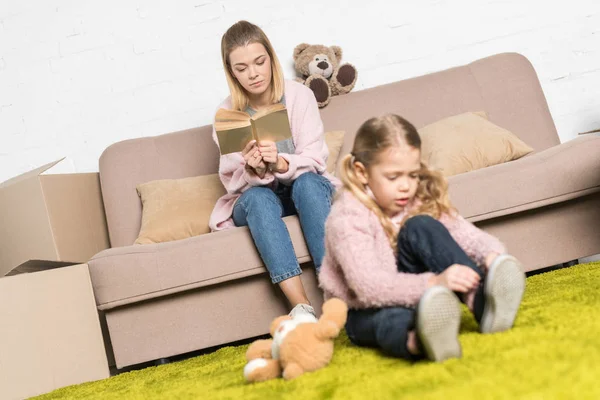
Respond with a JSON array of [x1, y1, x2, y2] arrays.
[[345, 215, 484, 360], [232, 172, 335, 284]]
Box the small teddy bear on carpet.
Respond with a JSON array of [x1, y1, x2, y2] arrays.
[[243, 298, 348, 382], [293, 43, 357, 108]]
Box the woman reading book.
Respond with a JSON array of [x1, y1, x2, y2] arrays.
[[208, 20, 341, 320]]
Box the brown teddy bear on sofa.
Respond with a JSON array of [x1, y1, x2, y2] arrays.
[[293, 43, 357, 108]]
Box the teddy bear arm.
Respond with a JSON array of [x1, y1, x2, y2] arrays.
[[315, 320, 342, 340], [246, 339, 274, 361], [321, 298, 349, 327]]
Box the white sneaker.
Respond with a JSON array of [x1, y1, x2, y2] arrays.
[[479, 254, 526, 334], [416, 286, 462, 362], [289, 303, 318, 323]]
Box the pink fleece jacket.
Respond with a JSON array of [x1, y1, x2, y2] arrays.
[[209, 80, 341, 231], [318, 190, 506, 309]]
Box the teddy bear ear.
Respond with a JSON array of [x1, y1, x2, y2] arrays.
[[293, 43, 311, 60], [331, 46, 343, 60]]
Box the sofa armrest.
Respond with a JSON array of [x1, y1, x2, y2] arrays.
[[448, 134, 600, 221]]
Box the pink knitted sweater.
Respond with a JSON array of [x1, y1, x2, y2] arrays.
[[209, 80, 341, 231], [318, 190, 506, 309]]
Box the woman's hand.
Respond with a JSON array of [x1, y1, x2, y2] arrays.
[[427, 264, 480, 293], [258, 140, 288, 173], [242, 140, 267, 177]]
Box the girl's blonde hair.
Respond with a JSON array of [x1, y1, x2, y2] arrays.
[[220, 20, 285, 111], [339, 114, 455, 251]]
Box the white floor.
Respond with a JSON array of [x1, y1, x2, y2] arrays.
[[580, 254, 600, 263]]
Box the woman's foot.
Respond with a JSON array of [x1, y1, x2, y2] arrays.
[[474, 254, 526, 333], [416, 286, 462, 362], [289, 303, 318, 322]]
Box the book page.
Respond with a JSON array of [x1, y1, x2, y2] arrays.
[[250, 108, 292, 144], [215, 125, 254, 155], [215, 108, 251, 122], [214, 120, 250, 130], [251, 103, 286, 120], [214, 108, 254, 154]]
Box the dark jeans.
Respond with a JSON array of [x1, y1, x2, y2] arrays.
[[345, 215, 483, 360]]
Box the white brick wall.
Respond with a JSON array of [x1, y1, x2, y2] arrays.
[[1, 0, 599, 182]]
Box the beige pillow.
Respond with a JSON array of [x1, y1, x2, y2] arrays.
[[324, 130, 345, 175], [419, 112, 534, 177], [135, 174, 226, 245]]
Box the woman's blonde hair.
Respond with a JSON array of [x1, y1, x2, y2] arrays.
[[339, 114, 455, 251], [220, 21, 285, 111]]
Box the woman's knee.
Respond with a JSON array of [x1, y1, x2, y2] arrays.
[[237, 187, 282, 214], [291, 172, 333, 201], [293, 172, 321, 190]]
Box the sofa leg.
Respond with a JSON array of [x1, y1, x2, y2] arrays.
[[526, 259, 579, 277], [562, 259, 579, 268], [154, 357, 171, 366]]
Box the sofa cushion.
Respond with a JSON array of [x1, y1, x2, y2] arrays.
[[448, 134, 600, 222], [419, 112, 534, 176], [89, 216, 311, 310], [134, 174, 226, 245], [324, 130, 345, 175]]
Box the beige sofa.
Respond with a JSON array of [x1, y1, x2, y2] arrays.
[[89, 52, 600, 369]]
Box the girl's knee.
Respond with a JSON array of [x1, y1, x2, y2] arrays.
[[403, 215, 441, 233]]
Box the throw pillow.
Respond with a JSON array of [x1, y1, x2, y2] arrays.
[[324, 130, 345, 175], [419, 112, 534, 176], [135, 174, 226, 245]]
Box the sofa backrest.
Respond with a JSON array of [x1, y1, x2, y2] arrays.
[[99, 52, 559, 248], [320, 52, 559, 166]]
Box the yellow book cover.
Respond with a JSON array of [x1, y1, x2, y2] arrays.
[[214, 104, 292, 155]]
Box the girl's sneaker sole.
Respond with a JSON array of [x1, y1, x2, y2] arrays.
[[416, 286, 462, 362], [480, 254, 526, 334]]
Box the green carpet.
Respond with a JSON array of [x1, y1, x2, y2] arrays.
[[36, 261, 600, 399]]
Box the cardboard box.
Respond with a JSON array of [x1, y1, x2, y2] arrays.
[[0, 158, 111, 277], [0, 263, 110, 400], [579, 129, 600, 135]]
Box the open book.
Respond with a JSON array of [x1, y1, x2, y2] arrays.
[[214, 103, 292, 155]]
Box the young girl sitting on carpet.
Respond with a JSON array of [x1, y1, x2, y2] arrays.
[[318, 114, 526, 362]]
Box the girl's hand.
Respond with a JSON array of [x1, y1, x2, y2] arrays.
[[258, 140, 288, 173], [428, 264, 480, 293], [242, 140, 267, 177], [485, 252, 500, 270]]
